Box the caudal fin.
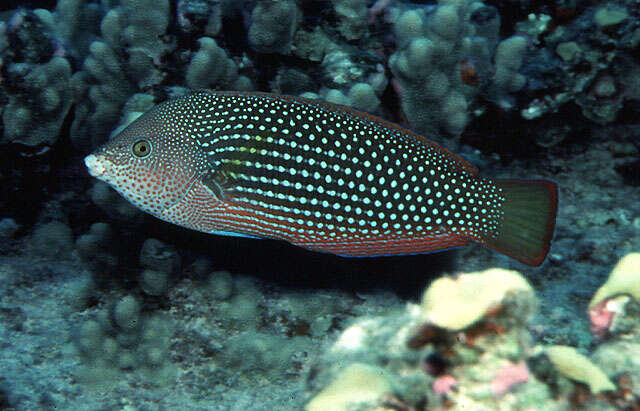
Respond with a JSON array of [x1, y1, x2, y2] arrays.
[[484, 179, 558, 266]]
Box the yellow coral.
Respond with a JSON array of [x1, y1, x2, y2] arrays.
[[306, 363, 393, 411], [546, 345, 615, 394], [589, 253, 640, 308], [420, 268, 533, 331]]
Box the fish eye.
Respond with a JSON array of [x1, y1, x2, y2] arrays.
[[132, 140, 152, 158]]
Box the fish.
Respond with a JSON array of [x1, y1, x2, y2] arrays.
[[85, 90, 558, 266]]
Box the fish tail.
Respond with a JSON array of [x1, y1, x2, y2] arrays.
[[484, 179, 558, 266]]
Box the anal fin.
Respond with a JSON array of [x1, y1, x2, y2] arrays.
[[208, 230, 262, 239]]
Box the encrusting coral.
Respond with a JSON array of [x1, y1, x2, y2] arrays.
[[306, 258, 640, 409], [545, 345, 615, 394], [389, 0, 526, 139], [416, 268, 534, 331]]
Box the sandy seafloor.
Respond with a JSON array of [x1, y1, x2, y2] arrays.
[[1, 123, 638, 410]]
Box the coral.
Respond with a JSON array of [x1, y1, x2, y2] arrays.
[[306, 308, 431, 408], [490, 361, 530, 397], [322, 89, 349, 106], [185, 37, 241, 89], [591, 308, 640, 402], [389, 0, 517, 138], [102, 0, 171, 61], [433, 374, 457, 395], [50, 0, 103, 58], [292, 26, 334, 62], [588, 297, 617, 339], [347, 82, 381, 112], [303, 58, 386, 114], [219, 331, 307, 381], [306, 363, 394, 411], [113, 294, 141, 331], [30, 221, 74, 258], [331, 0, 368, 41], [593, 5, 628, 28], [305, 265, 640, 409], [299, 84, 384, 113], [545, 345, 615, 394], [248, 0, 299, 54], [306, 268, 546, 409], [588, 293, 639, 340], [1, 10, 57, 64], [589, 253, 640, 308], [493, 36, 527, 93], [555, 41, 582, 63], [224, 277, 263, 330], [321, 50, 365, 88], [204, 270, 234, 301], [138, 238, 181, 296], [176, 0, 223, 37], [393, 9, 426, 47], [2, 56, 73, 146], [162, 269, 362, 399], [139, 238, 181, 275], [69, 0, 173, 150], [139, 269, 170, 297], [186, 257, 213, 279], [277, 290, 355, 338], [587, 254, 640, 402], [273, 68, 317, 95], [75, 222, 119, 282], [516, 3, 640, 137], [74, 295, 175, 384], [417, 268, 534, 331], [70, 48, 134, 149]]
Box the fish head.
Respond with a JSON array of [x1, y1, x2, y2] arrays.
[[84, 99, 207, 217]]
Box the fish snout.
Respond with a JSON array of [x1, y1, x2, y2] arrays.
[[84, 154, 107, 178]]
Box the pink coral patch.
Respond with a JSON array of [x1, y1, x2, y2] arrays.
[[433, 374, 457, 395], [491, 361, 529, 397], [588, 300, 615, 339]]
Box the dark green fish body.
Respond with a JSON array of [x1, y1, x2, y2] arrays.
[[85, 91, 558, 266]]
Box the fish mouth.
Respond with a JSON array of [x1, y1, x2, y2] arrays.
[[84, 154, 107, 178]]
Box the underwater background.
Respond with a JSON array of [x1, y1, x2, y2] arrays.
[[1, 0, 640, 409]]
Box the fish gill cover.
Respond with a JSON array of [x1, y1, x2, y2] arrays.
[[0, 0, 639, 410]]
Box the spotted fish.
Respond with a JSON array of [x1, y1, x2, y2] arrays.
[[85, 91, 558, 266]]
